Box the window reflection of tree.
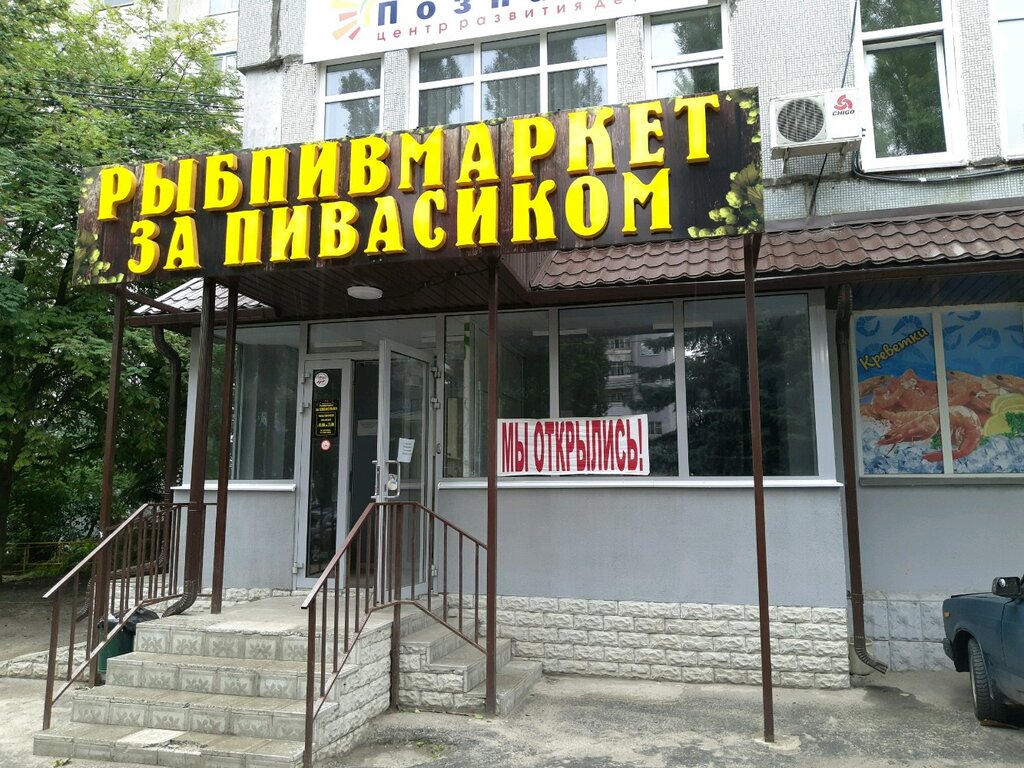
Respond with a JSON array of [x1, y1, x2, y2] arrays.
[[868, 46, 945, 157], [334, 70, 379, 137], [421, 52, 467, 125]]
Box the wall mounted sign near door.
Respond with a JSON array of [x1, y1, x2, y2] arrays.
[[320, 439, 332, 452], [314, 399, 339, 437], [313, 372, 330, 388]]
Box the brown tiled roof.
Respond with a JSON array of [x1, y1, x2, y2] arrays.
[[532, 208, 1024, 290], [133, 280, 267, 315]]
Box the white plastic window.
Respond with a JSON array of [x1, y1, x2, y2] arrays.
[[857, 0, 963, 169], [647, 4, 729, 99], [413, 26, 612, 128], [322, 60, 382, 139], [209, 0, 238, 14], [994, 0, 1024, 157]]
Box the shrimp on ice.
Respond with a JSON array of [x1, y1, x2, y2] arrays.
[[876, 410, 940, 448], [923, 405, 982, 462]]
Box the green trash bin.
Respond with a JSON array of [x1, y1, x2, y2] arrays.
[[97, 608, 159, 673]]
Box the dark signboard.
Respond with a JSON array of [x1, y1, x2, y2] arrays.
[[314, 399, 339, 438], [74, 90, 762, 286]]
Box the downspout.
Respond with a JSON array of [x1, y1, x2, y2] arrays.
[[835, 285, 887, 673], [152, 327, 182, 505]]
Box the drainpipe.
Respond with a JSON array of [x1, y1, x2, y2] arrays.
[[152, 328, 182, 505], [836, 285, 887, 674]]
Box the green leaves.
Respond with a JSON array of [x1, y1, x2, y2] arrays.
[[0, 0, 239, 546]]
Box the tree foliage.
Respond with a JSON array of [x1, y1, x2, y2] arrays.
[[0, 0, 240, 577]]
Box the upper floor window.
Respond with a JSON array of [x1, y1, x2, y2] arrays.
[[323, 60, 381, 139], [858, 0, 961, 169], [103, 0, 132, 6], [648, 5, 727, 98], [995, 0, 1024, 157], [210, 0, 238, 13], [414, 26, 610, 128], [215, 52, 237, 75]]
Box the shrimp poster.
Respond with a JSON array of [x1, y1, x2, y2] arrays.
[[855, 309, 1024, 476]]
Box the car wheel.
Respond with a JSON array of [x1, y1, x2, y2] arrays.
[[968, 637, 1007, 723]]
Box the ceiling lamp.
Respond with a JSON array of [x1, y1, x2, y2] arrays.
[[346, 285, 383, 300]]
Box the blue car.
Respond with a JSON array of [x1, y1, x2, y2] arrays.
[[943, 575, 1024, 722]]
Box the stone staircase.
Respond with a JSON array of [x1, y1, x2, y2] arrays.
[[33, 597, 540, 766], [399, 618, 540, 715]]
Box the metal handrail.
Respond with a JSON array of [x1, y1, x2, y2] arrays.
[[41, 501, 202, 729], [301, 501, 487, 767]]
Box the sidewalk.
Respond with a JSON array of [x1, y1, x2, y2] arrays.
[[3, 671, 1020, 767]]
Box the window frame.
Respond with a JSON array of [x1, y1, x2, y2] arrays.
[[992, 0, 1024, 159], [645, 2, 732, 100], [855, 0, 966, 171], [209, 0, 239, 14], [439, 293, 835, 484], [317, 59, 384, 140], [409, 24, 615, 129]]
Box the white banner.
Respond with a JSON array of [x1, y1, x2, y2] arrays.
[[499, 415, 650, 476], [304, 0, 690, 63]]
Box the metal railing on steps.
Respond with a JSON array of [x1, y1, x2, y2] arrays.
[[40, 501, 208, 729], [301, 500, 486, 767]]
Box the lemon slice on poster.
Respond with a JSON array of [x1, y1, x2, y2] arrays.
[[983, 409, 1024, 437], [990, 394, 1024, 415]]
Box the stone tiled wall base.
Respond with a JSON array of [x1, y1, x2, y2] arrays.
[[863, 595, 954, 671], [461, 597, 850, 690], [315, 622, 392, 761]]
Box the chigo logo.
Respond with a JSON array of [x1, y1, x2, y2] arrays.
[[833, 93, 855, 116]]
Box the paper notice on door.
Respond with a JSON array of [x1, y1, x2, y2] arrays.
[[397, 438, 415, 463]]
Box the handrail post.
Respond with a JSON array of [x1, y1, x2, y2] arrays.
[[304, 600, 316, 768]]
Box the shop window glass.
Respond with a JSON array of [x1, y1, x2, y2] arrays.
[[444, 312, 549, 477], [854, 305, 1024, 476], [204, 325, 300, 480], [855, 312, 943, 475], [684, 296, 816, 477], [559, 304, 678, 476]]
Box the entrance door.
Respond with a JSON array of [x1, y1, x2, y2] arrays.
[[294, 341, 433, 588], [296, 359, 353, 583], [376, 341, 433, 596]]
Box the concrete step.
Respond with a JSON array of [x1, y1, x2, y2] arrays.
[[461, 659, 543, 717], [106, 652, 334, 700], [399, 619, 482, 664], [430, 638, 512, 693], [35, 721, 304, 767], [70, 685, 334, 742]]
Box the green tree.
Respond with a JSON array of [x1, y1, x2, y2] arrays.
[[0, 0, 240, 581]]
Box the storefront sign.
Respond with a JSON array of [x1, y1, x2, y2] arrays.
[[303, 0, 689, 62], [75, 92, 761, 286], [499, 415, 649, 475]]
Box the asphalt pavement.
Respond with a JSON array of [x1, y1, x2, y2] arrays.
[[3, 671, 1022, 767]]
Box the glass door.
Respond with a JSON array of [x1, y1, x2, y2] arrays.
[[295, 359, 353, 584], [377, 340, 433, 595]]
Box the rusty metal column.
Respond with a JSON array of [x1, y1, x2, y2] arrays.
[[211, 284, 238, 614], [743, 233, 774, 743], [165, 279, 216, 617], [152, 328, 182, 504], [91, 288, 127, 684], [485, 258, 499, 715]]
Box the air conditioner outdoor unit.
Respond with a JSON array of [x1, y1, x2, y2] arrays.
[[769, 89, 862, 159]]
